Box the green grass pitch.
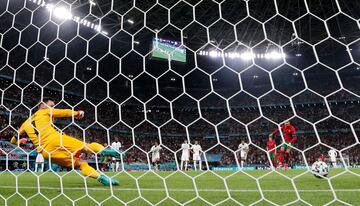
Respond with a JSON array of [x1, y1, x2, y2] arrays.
[[0, 168, 359, 206], [152, 43, 186, 63]]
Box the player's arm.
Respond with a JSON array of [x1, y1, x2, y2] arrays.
[[48, 108, 84, 119], [269, 127, 280, 138], [10, 121, 28, 145]]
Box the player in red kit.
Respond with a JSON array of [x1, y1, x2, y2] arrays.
[[266, 136, 277, 168], [269, 121, 296, 169]]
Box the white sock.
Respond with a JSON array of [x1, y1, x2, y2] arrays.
[[185, 161, 188, 171], [111, 163, 115, 172], [194, 161, 197, 171], [35, 163, 38, 172], [199, 161, 202, 170], [334, 163, 337, 168], [40, 163, 44, 172], [116, 162, 120, 171], [180, 161, 184, 170], [241, 161, 244, 168]]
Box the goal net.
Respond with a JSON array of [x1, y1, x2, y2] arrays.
[[0, 0, 360, 205]]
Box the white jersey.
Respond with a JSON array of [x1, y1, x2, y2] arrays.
[[238, 143, 249, 159], [151, 145, 162, 162], [111, 142, 122, 151], [181, 143, 190, 161], [111, 142, 122, 160], [238, 143, 249, 151], [328, 149, 337, 161], [191, 144, 202, 161]]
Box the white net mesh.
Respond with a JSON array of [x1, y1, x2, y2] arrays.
[[1, 0, 360, 205]]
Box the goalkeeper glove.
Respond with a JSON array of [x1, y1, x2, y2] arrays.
[[10, 137, 27, 145]]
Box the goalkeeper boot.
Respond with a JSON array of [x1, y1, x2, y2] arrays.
[[97, 174, 119, 186], [100, 148, 120, 158]]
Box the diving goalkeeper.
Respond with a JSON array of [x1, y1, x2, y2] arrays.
[[10, 98, 119, 186]]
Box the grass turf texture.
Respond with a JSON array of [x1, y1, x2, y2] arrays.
[[0, 168, 359, 206], [152, 43, 186, 63]]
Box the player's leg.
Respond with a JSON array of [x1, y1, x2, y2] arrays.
[[240, 152, 244, 168], [116, 161, 120, 171], [193, 159, 197, 171], [199, 159, 202, 170], [155, 159, 160, 171], [185, 160, 188, 171], [40, 162, 44, 172], [35, 162, 38, 172], [44, 137, 119, 186], [60, 134, 119, 159], [110, 158, 114, 172], [284, 147, 291, 169], [278, 145, 286, 168], [180, 160, 184, 170], [269, 152, 275, 168]]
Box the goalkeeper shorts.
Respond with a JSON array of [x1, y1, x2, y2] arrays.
[[41, 134, 86, 168]]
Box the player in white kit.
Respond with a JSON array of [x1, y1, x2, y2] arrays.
[[328, 149, 338, 168], [191, 141, 202, 171], [111, 138, 122, 172], [35, 152, 44, 172], [180, 140, 190, 171], [238, 140, 249, 169], [150, 142, 162, 171]]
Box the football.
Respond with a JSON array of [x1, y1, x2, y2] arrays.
[[311, 161, 329, 178]]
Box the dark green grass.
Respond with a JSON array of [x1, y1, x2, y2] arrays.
[[0, 169, 359, 206]]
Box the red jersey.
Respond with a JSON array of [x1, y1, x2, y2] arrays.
[[267, 140, 276, 152], [271, 124, 297, 144], [319, 154, 325, 161]]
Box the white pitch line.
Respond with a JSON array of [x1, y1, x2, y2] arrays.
[[0, 186, 359, 193]]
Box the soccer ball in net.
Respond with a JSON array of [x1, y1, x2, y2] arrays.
[[311, 161, 329, 178]]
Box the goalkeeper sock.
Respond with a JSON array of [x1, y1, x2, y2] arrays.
[[86, 143, 105, 153], [80, 162, 100, 179]]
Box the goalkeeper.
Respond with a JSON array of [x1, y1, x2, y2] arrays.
[[10, 98, 119, 186]]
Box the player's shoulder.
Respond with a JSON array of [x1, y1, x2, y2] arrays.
[[36, 108, 51, 116]]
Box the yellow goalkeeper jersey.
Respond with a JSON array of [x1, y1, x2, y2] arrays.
[[19, 108, 79, 152]]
